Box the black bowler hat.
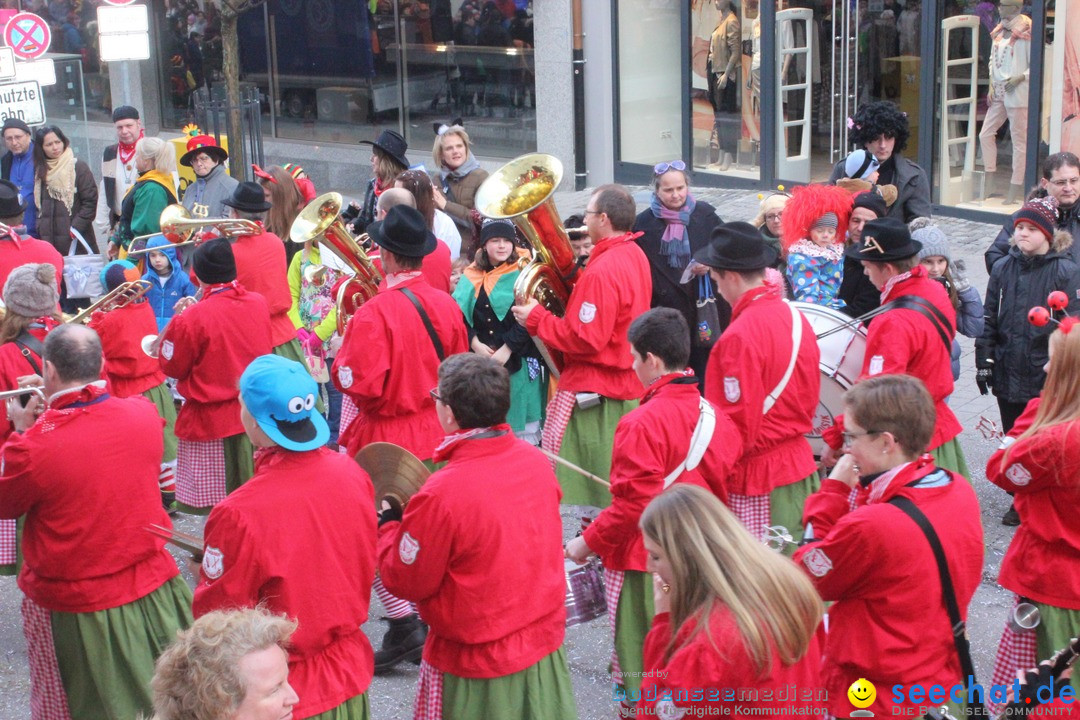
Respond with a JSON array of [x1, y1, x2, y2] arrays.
[[193, 238, 237, 284], [360, 129, 410, 169], [844, 216, 922, 263], [694, 221, 778, 271], [369, 205, 437, 258], [0, 179, 26, 218], [222, 181, 272, 213]]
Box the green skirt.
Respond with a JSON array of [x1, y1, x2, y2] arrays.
[[558, 398, 638, 508], [308, 693, 370, 720], [613, 569, 655, 696], [1035, 602, 1080, 696], [143, 382, 178, 464], [770, 472, 820, 556], [441, 646, 578, 720], [508, 365, 545, 434], [50, 575, 193, 720], [932, 437, 970, 480]]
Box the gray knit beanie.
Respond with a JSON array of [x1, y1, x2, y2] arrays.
[[913, 223, 951, 262], [3, 263, 59, 317]]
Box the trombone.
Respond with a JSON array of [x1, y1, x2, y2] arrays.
[[66, 279, 152, 325], [126, 204, 261, 256]]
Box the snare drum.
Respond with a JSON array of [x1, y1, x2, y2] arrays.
[[565, 558, 607, 627], [792, 302, 867, 457]]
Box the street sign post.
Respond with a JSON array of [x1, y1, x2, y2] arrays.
[[0, 47, 16, 81], [0, 80, 45, 125]]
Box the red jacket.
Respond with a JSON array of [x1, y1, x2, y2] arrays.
[[639, 608, 825, 717], [583, 373, 740, 571], [88, 301, 166, 398], [372, 239, 453, 294], [378, 431, 566, 678], [0, 235, 63, 290], [525, 233, 652, 399], [988, 403, 1080, 609], [705, 284, 820, 495], [0, 319, 55, 443], [159, 283, 272, 441], [861, 267, 961, 450], [332, 274, 468, 459], [230, 230, 296, 346], [0, 385, 179, 612], [193, 447, 377, 719], [794, 457, 984, 717]]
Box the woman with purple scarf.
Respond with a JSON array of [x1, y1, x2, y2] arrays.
[[632, 160, 725, 388]]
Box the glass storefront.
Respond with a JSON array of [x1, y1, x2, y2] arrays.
[[153, 0, 536, 164]]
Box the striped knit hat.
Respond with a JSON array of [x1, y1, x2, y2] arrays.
[[1014, 197, 1057, 241]]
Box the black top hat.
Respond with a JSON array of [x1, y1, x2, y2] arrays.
[[369, 205, 437, 258], [360, 130, 410, 169], [844, 216, 922, 263], [0, 179, 26, 218], [222, 181, 272, 213], [694, 221, 778, 271]]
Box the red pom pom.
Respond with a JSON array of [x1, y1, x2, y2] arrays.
[[1061, 317, 1080, 335], [1047, 291, 1069, 312], [1028, 306, 1052, 327]]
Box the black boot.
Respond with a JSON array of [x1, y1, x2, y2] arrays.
[[373, 615, 426, 673]]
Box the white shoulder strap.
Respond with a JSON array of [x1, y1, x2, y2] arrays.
[[662, 396, 718, 488], [762, 301, 802, 415]]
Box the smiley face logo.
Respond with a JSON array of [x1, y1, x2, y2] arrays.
[[848, 678, 876, 709]]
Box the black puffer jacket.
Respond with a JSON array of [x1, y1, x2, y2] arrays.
[[977, 231, 1080, 403]]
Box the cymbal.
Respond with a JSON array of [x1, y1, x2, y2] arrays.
[[354, 442, 430, 507]]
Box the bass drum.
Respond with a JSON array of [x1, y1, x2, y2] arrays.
[[792, 302, 867, 457]]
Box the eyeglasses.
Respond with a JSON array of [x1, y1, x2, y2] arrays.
[[765, 212, 783, 222], [583, 209, 602, 216], [653, 160, 687, 175], [429, 387, 443, 403], [842, 429, 883, 445], [1049, 177, 1080, 188]]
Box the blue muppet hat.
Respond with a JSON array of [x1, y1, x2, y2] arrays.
[[239, 355, 329, 451]]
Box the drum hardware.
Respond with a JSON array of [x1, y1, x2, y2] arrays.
[[354, 442, 431, 509], [537, 446, 610, 488], [813, 304, 891, 340], [66, 279, 153, 325], [565, 558, 607, 627], [1009, 601, 1041, 633], [763, 525, 794, 553], [976, 415, 1004, 440]]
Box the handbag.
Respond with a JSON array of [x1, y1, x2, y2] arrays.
[[62, 228, 105, 300], [695, 274, 721, 348]]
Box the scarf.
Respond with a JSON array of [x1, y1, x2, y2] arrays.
[[788, 237, 845, 263], [864, 454, 939, 504], [127, 169, 177, 203], [992, 14, 1032, 43], [650, 193, 696, 268], [200, 280, 243, 297], [385, 270, 423, 288], [880, 264, 926, 303], [36, 381, 109, 434], [432, 423, 511, 462], [35, 147, 77, 214], [440, 152, 482, 188], [373, 176, 389, 198], [117, 130, 144, 167], [461, 258, 519, 301]]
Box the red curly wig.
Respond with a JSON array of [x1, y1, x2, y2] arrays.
[[780, 183, 854, 251]]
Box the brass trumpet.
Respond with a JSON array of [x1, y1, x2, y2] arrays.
[[66, 279, 152, 325], [127, 205, 261, 256], [0, 386, 46, 405]]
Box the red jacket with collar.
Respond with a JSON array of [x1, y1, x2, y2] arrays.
[[332, 274, 468, 459], [88, 301, 166, 398], [0, 319, 55, 443], [582, 373, 740, 571], [159, 283, 272, 441], [0, 235, 63, 290], [793, 457, 984, 717], [371, 239, 453, 294], [704, 284, 820, 495], [230, 230, 296, 346], [861, 267, 961, 450], [0, 386, 178, 612], [987, 404, 1080, 609], [193, 447, 377, 719], [639, 607, 824, 717], [377, 431, 566, 678], [525, 233, 652, 399]]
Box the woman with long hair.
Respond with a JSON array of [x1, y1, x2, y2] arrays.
[[33, 125, 98, 257], [636, 484, 823, 716], [350, 129, 409, 235], [394, 168, 462, 260], [986, 319, 1080, 703], [109, 137, 178, 259], [254, 164, 305, 266]]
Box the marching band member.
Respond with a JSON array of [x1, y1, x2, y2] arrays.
[[0, 263, 61, 575], [0, 324, 192, 720], [564, 307, 741, 708], [159, 238, 272, 514], [693, 221, 820, 545], [511, 184, 652, 508], [378, 354, 577, 720], [0, 180, 63, 290], [332, 204, 467, 671], [987, 320, 1080, 701], [832, 216, 968, 477], [90, 260, 178, 511], [375, 188, 453, 293], [193, 355, 377, 719], [794, 375, 983, 718], [221, 181, 307, 365]]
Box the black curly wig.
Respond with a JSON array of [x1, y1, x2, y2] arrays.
[[849, 101, 910, 155]]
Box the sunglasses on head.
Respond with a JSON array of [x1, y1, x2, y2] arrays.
[[653, 160, 687, 175]]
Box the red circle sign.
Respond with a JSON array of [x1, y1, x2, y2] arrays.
[[4, 12, 51, 61]]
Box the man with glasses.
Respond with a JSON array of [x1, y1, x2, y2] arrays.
[[985, 152, 1080, 270], [0, 118, 37, 237]]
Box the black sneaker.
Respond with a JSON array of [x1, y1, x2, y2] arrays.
[[1002, 504, 1020, 526], [373, 615, 427, 674]]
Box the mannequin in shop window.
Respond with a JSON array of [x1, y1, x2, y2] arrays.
[[707, 0, 740, 172], [978, 0, 1031, 206]]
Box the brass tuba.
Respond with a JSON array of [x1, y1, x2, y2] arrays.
[[474, 153, 579, 316], [290, 192, 382, 334]]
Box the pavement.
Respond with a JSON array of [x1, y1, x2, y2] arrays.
[[0, 185, 1016, 718]]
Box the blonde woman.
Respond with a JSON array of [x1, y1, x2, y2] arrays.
[[109, 136, 178, 259], [430, 122, 488, 251], [637, 484, 824, 717]]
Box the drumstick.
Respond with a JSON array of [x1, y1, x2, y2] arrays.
[[537, 447, 611, 488]]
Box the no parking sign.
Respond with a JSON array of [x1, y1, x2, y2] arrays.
[[3, 13, 51, 61]]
